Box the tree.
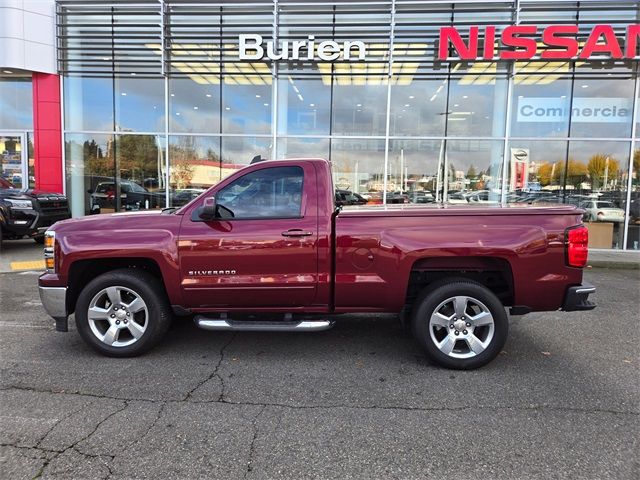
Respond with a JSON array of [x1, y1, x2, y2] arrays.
[[116, 135, 159, 184], [172, 160, 195, 189], [537, 162, 555, 186], [587, 153, 619, 190], [634, 149, 640, 184], [561, 159, 588, 190], [466, 165, 477, 179]]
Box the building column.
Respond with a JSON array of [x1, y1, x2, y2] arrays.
[[32, 73, 63, 193]]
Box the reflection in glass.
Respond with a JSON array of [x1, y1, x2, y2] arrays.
[[446, 140, 504, 203], [222, 80, 272, 134], [628, 148, 639, 250], [114, 77, 165, 132], [168, 136, 220, 207], [388, 139, 445, 203], [0, 77, 33, 130], [332, 80, 388, 136], [330, 138, 385, 203], [277, 137, 330, 159], [390, 78, 447, 136], [447, 77, 507, 137], [169, 77, 221, 133], [217, 166, 304, 219], [277, 76, 331, 135], [511, 77, 571, 138], [64, 77, 114, 131], [27, 133, 35, 188], [0, 135, 25, 189], [569, 79, 635, 139], [221, 136, 271, 167], [505, 140, 568, 202], [115, 135, 166, 211], [65, 134, 113, 217], [568, 141, 630, 249]]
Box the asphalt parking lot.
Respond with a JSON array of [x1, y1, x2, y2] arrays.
[[0, 266, 638, 479]]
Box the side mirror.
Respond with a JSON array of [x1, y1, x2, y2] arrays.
[[199, 196, 217, 220]]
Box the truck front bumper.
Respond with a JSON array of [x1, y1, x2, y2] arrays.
[[39, 286, 69, 331], [561, 282, 596, 311]]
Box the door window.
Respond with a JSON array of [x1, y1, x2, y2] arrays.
[[217, 166, 304, 219]]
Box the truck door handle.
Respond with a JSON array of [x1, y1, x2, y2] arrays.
[[281, 229, 313, 237]]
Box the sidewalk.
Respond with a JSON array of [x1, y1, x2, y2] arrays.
[[587, 250, 640, 270]]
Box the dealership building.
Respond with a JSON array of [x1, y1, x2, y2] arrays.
[[1, 0, 639, 250]]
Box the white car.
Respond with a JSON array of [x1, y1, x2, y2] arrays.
[[580, 199, 625, 223]]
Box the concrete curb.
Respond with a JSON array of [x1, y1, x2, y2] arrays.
[[587, 261, 640, 270]]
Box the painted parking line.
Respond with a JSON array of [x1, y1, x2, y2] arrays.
[[10, 260, 45, 271]]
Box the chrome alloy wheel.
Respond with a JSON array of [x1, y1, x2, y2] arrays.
[[87, 286, 149, 348], [428, 295, 495, 359]]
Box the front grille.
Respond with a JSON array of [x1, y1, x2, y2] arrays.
[[38, 198, 69, 216]]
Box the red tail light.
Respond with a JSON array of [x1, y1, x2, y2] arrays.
[[566, 225, 588, 268]]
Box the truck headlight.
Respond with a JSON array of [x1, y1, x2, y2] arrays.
[[44, 231, 56, 272], [7, 199, 33, 209]]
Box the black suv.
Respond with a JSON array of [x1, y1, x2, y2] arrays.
[[0, 177, 71, 245]]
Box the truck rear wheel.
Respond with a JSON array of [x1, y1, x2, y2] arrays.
[[411, 279, 508, 370], [75, 269, 171, 357]]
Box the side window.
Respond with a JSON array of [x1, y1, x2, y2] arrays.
[[217, 166, 304, 219]]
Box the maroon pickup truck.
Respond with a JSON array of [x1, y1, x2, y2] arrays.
[[38, 158, 595, 369]]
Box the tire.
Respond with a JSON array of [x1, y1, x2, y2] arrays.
[[411, 279, 508, 370], [34, 236, 45, 244], [75, 268, 171, 357]]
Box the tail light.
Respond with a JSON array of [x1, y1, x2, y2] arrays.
[[566, 225, 588, 268]]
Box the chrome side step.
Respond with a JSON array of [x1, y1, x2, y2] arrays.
[[194, 316, 335, 332]]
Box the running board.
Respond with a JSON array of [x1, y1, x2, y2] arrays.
[[194, 316, 335, 332]]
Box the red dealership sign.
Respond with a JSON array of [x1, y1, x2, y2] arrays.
[[438, 24, 640, 60]]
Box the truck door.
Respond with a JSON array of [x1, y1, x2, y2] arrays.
[[178, 163, 319, 308]]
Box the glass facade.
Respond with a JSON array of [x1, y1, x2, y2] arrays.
[[57, 0, 640, 250]]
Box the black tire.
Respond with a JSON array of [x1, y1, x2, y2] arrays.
[[411, 279, 508, 370], [34, 235, 45, 244], [75, 268, 171, 357]]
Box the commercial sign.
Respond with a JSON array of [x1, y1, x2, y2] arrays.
[[510, 148, 530, 190], [239, 34, 366, 61], [516, 97, 632, 123], [239, 24, 639, 61], [438, 24, 639, 61]]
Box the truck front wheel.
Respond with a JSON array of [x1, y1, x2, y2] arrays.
[[411, 279, 508, 370], [75, 269, 171, 357]]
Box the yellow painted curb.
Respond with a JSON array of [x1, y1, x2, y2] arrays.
[[10, 260, 46, 271]]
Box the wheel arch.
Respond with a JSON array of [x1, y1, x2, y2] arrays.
[[66, 257, 168, 315], [405, 256, 515, 311]]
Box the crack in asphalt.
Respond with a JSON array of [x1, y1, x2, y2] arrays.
[[182, 333, 237, 402], [2, 384, 638, 417], [243, 405, 266, 480], [29, 400, 129, 479], [34, 399, 96, 450]]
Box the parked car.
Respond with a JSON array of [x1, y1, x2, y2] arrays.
[[579, 199, 625, 223], [89, 180, 166, 213], [335, 189, 368, 206], [447, 192, 469, 204], [0, 177, 70, 246], [408, 190, 435, 204], [39, 158, 595, 370], [171, 188, 206, 207]]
